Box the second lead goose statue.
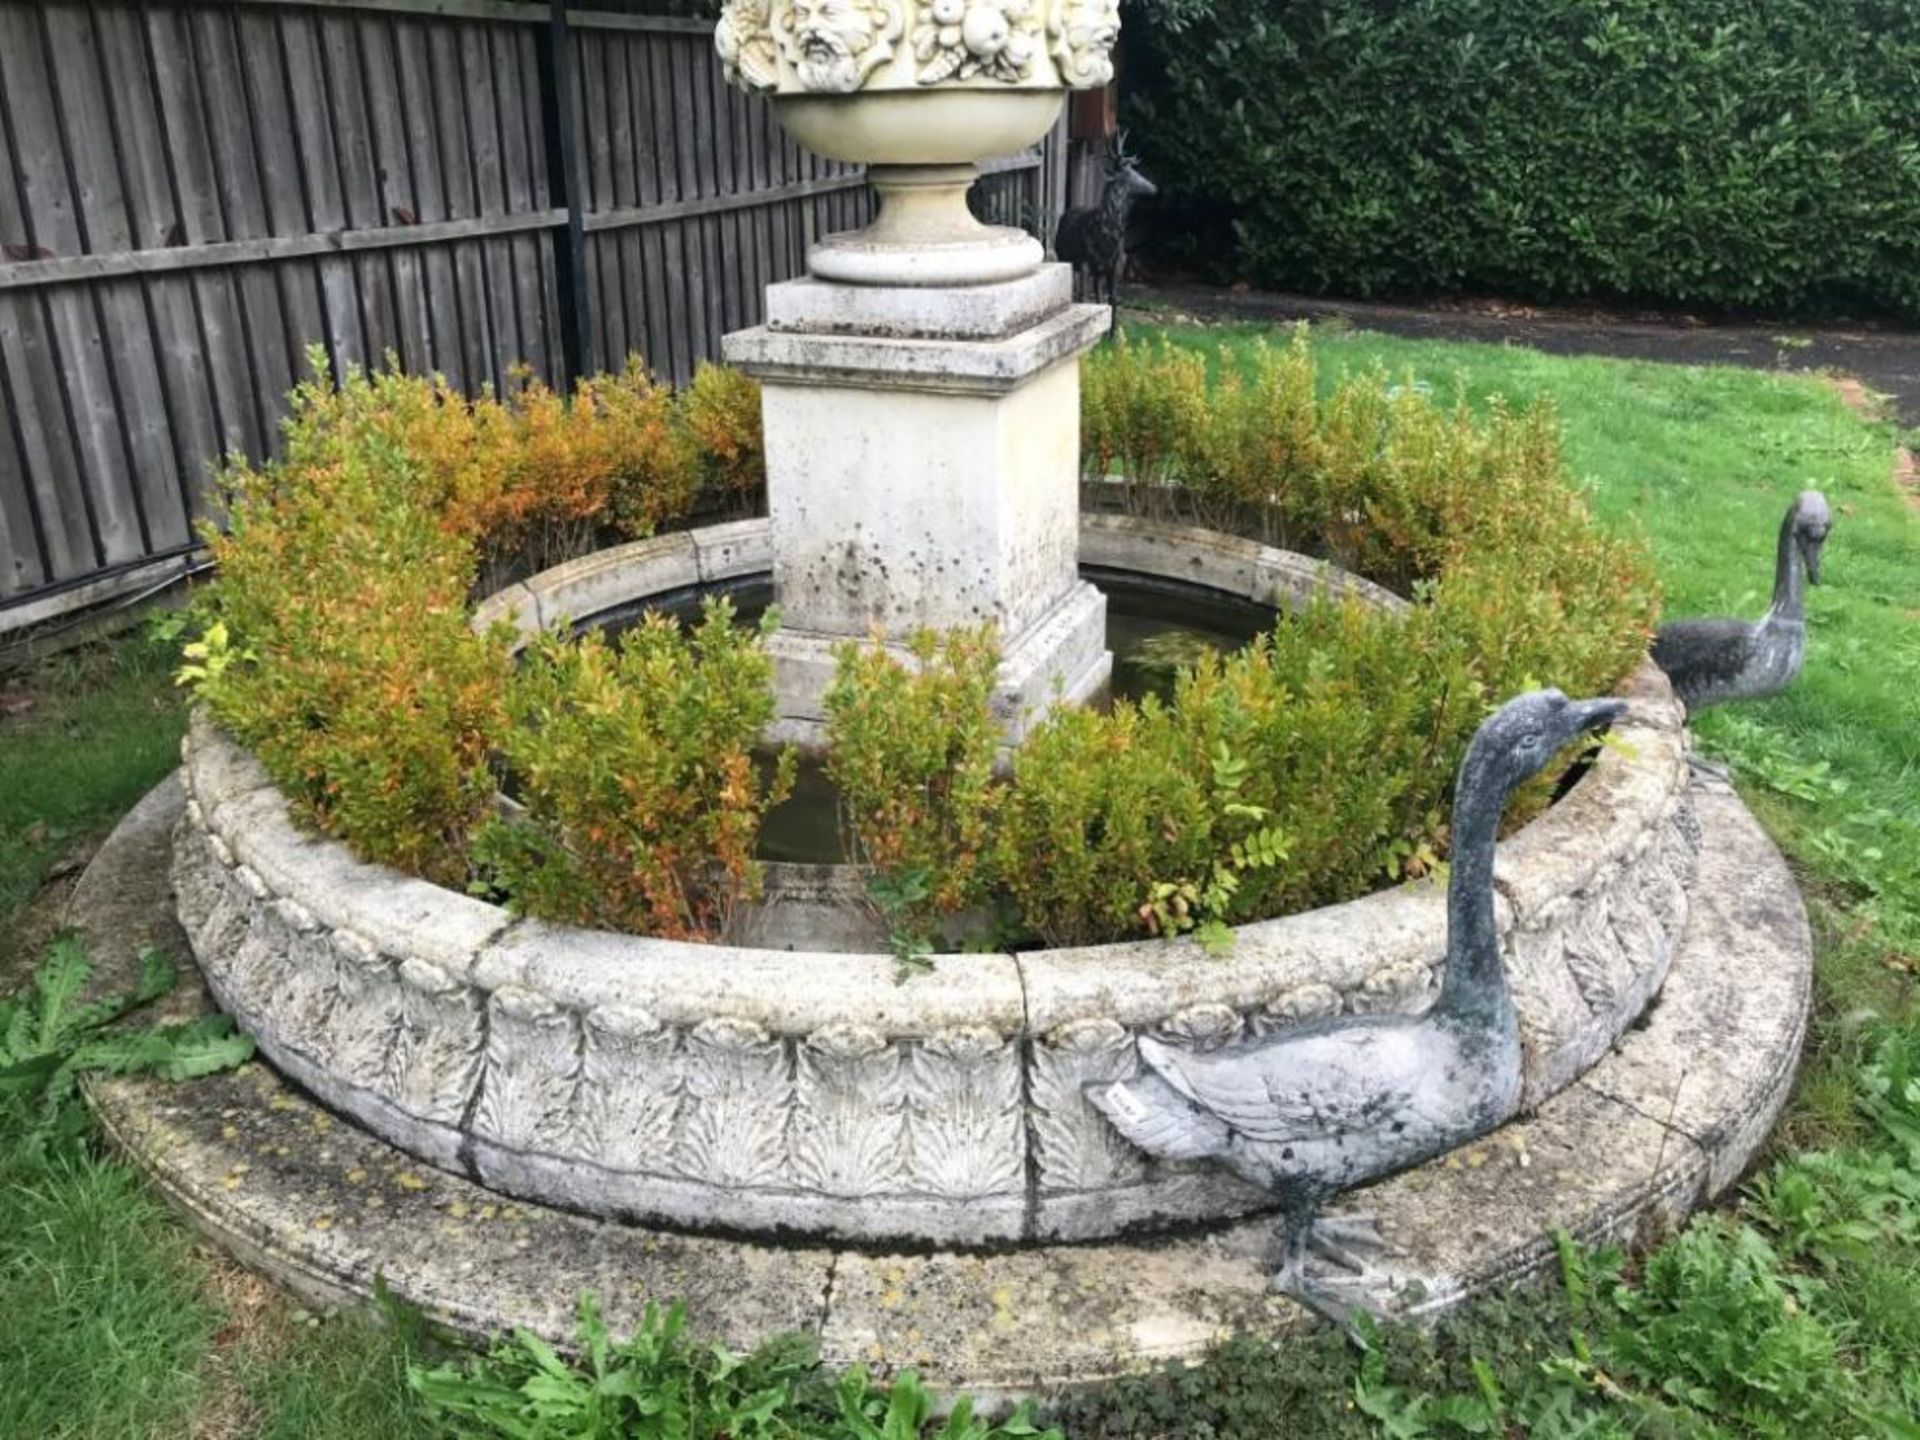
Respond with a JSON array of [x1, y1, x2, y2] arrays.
[[1089, 688, 1627, 1322], [1652, 490, 1831, 713]]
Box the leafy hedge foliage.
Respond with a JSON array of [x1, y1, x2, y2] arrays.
[[190, 352, 775, 929], [1124, 0, 1920, 317], [193, 336, 1656, 951], [478, 605, 793, 941], [193, 404, 511, 886], [829, 331, 1655, 948], [824, 626, 1003, 921]]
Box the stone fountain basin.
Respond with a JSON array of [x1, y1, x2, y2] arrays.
[[775, 90, 1065, 168], [172, 515, 1696, 1247]]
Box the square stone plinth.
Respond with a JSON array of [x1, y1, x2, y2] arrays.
[[766, 579, 1111, 750], [726, 295, 1109, 742]]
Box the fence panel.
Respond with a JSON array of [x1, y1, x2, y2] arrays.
[[0, 0, 1069, 629]]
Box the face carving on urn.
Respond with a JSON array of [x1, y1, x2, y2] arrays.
[[779, 0, 904, 92], [1048, 0, 1119, 87], [716, 0, 780, 92]]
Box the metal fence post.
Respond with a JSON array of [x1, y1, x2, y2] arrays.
[[537, 0, 595, 385]]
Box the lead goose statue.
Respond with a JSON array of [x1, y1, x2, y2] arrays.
[[1652, 490, 1831, 713], [1090, 689, 1626, 1323]]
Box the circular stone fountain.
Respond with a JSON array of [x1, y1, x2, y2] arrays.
[[167, 514, 1700, 1247], [76, 0, 1814, 1399]]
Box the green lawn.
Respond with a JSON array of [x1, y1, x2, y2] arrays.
[[3, 321, 1918, 1436], [0, 635, 187, 977]]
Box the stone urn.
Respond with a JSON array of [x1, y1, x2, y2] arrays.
[[716, 0, 1120, 285]]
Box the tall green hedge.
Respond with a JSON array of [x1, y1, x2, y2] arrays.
[[1122, 0, 1920, 317]]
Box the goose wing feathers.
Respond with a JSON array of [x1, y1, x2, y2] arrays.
[[1652, 617, 1753, 690], [1138, 1029, 1425, 1145], [1087, 1069, 1234, 1161]]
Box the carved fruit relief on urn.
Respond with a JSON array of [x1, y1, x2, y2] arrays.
[[718, 0, 1115, 94]]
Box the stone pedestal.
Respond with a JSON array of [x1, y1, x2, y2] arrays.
[[723, 264, 1111, 745]]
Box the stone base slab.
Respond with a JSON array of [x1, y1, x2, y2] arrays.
[[81, 771, 1808, 1402], [765, 579, 1112, 749], [765, 267, 1079, 342], [724, 304, 1109, 398]]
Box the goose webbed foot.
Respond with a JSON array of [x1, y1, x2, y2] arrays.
[[1266, 1211, 1399, 1332], [1306, 1212, 1389, 1274]]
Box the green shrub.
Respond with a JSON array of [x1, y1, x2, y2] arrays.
[[1083, 328, 1660, 603], [187, 352, 785, 905], [824, 627, 1002, 919], [191, 431, 511, 887], [1125, 0, 1920, 318], [996, 697, 1214, 949], [1002, 329, 1659, 947], [191, 333, 1656, 953], [478, 603, 793, 941], [679, 362, 767, 517], [1081, 334, 1211, 520]]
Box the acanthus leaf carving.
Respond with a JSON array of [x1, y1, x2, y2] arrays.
[[1251, 983, 1343, 1035], [905, 1026, 1022, 1199], [1153, 1002, 1243, 1049], [252, 901, 339, 1060], [1560, 869, 1636, 1015], [387, 957, 484, 1125], [677, 1016, 791, 1189], [316, 929, 402, 1092], [1029, 1018, 1144, 1192], [476, 986, 581, 1153], [1349, 958, 1436, 1016], [791, 1024, 908, 1197], [577, 1004, 681, 1174]]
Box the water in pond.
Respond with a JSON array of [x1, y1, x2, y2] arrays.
[[588, 569, 1277, 865]]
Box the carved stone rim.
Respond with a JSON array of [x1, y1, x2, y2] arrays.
[[191, 513, 1685, 1022], [174, 514, 1691, 1244]]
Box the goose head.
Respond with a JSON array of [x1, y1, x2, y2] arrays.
[[1791, 490, 1832, 586], [1462, 689, 1628, 805]]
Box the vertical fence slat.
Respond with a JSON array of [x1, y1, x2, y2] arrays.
[[0, 0, 1066, 624]]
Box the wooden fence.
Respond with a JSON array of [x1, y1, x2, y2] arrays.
[[0, 0, 1069, 630]]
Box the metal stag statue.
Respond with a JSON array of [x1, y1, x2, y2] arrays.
[[1089, 689, 1628, 1323], [1054, 132, 1156, 328], [1652, 490, 1832, 714]]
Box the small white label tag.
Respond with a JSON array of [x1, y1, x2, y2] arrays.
[[1102, 1083, 1152, 1127]]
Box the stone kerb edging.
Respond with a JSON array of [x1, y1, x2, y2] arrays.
[[468, 514, 1412, 644], [174, 518, 1693, 1246]]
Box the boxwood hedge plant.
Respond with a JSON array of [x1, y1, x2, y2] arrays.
[[187, 335, 1657, 954], [186, 352, 779, 935], [476, 604, 794, 941]]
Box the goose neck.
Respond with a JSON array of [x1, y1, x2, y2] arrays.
[[1770, 512, 1805, 620], [1437, 768, 1509, 1028]]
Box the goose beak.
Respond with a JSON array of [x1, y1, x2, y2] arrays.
[[1803, 536, 1824, 585], [1564, 696, 1628, 743]]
